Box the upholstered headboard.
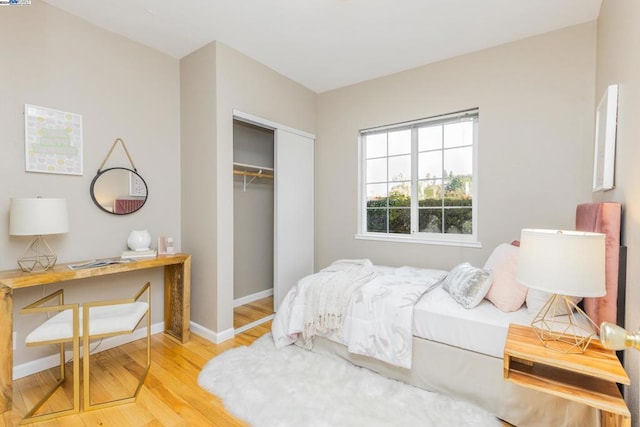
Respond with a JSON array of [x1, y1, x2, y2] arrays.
[[575, 202, 623, 327]]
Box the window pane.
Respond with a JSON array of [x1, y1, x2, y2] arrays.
[[367, 209, 387, 232], [418, 125, 442, 152], [418, 179, 442, 206], [389, 208, 410, 234], [388, 154, 411, 182], [366, 133, 387, 158], [366, 158, 387, 183], [419, 208, 442, 233], [444, 146, 472, 176], [444, 121, 473, 148], [418, 151, 442, 179], [444, 178, 472, 206], [444, 208, 472, 234], [388, 129, 411, 156], [367, 183, 388, 205], [389, 182, 410, 207], [360, 110, 477, 239]]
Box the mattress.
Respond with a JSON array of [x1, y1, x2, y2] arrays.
[[413, 285, 531, 358], [413, 284, 595, 358]]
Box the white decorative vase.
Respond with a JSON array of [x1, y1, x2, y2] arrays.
[[127, 229, 151, 251]]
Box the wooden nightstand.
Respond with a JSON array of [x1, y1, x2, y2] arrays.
[[504, 323, 631, 427]]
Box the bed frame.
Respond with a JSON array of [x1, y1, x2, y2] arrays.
[[302, 202, 624, 426]]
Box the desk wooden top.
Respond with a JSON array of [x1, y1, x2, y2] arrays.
[[504, 323, 629, 385], [0, 254, 190, 289]]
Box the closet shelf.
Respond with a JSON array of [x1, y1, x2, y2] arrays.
[[233, 162, 273, 191]]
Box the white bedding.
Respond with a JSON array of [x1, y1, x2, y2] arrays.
[[274, 261, 592, 367], [413, 285, 532, 358], [272, 261, 447, 368]]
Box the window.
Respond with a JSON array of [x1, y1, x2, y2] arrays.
[[358, 109, 479, 246]]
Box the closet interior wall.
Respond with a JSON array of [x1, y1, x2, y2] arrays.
[[233, 120, 275, 303]]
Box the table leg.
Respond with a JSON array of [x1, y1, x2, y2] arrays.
[[602, 411, 631, 427], [163, 256, 191, 343], [0, 286, 13, 413]]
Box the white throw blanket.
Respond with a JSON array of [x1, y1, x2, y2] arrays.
[[301, 259, 375, 347], [272, 261, 447, 368]]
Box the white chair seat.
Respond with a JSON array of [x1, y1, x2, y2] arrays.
[[26, 302, 148, 344]]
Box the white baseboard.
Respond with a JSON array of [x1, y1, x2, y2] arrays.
[[190, 321, 235, 344], [13, 322, 165, 380], [233, 288, 273, 308], [233, 314, 274, 335]]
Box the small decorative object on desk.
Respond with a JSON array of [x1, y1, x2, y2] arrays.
[[127, 229, 151, 251], [158, 236, 176, 255], [121, 249, 157, 259], [68, 258, 134, 270]]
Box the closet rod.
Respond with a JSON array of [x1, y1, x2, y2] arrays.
[[234, 169, 274, 192], [233, 170, 274, 179]]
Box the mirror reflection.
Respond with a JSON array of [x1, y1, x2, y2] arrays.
[[90, 167, 148, 215]]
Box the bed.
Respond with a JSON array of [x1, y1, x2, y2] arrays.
[[272, 202, 623, 427]]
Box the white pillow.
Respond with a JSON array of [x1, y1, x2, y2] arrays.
[[442, 262, 493, 309], [525, 289, 583, 316], [484, 243, 527, 312]]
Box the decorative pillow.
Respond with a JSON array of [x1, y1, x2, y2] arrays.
[[525, 289, 583, 316], [483, 243, 527, 312], [442, 262, 493, 309]]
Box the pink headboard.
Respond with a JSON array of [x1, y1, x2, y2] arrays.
[[575, 202, 622, 326]]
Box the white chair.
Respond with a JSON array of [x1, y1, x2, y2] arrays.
[[21, 290, 80, 424], [21, 282, 151, 419], [82, 281, 151, 411]]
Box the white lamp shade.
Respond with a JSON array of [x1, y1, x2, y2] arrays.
[[9, 198, 69, 236], [517, 229, 606, 297]]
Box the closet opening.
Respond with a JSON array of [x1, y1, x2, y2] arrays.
[[233, 119, 275, 333]]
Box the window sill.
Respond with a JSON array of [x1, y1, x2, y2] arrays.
[[354, 233, 482, 248]]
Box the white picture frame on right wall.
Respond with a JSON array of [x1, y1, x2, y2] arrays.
[[593, 84, 618, 191]]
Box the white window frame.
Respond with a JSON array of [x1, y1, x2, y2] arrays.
[[356, 109, 480, 248]]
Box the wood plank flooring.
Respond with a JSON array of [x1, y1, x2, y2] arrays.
[[4, 313, 512, 427], [233, 296, 273, 330], [2, 323, 271, 426]]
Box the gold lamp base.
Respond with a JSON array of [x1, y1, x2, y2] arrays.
[[17, 235, 58, 272], [531, 294, 597, 354]]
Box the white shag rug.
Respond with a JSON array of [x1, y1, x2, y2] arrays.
[[198, 334, 501, 427]]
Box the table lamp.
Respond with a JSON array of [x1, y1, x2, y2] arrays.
[[517, 229, 606, 353], [9, 197, 69, 272], [600, 322, 640, 351]]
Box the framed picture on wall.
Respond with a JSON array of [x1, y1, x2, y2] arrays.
[[24, 104, 83, 175], [592, 84, 618, 191]]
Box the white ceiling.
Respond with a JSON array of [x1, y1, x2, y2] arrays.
[[42, 0, 602, 93]]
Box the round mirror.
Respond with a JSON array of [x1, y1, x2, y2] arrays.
[[90, 167, 148, 215]]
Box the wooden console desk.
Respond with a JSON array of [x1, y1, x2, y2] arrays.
[[0, 253, 191, 413]]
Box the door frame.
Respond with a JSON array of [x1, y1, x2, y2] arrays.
[[232, 110, 315, 312]]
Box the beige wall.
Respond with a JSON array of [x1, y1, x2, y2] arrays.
[[316, 22, 597, 271], [595, 0, 640, 421], [0, 1, 181, 364], [181, 41, 316, 334], [180, 43, 219, 334]]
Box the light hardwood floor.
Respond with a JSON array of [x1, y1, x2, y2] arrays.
[[5, 311, 512, 427], [233, 296, 274, 330], [2, 322, 271, 427]]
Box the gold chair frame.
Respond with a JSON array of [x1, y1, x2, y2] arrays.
[[82, 281, 151, 411], [20, 290, 80, 424]]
